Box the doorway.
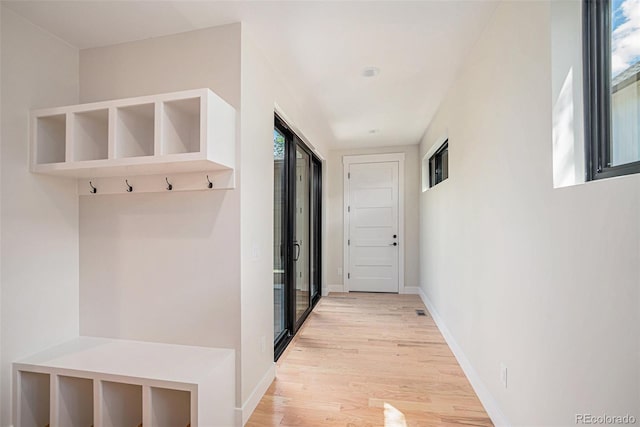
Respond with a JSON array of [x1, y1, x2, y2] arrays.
[[273, 115, 322, 360], [343, 154, 405, 293]]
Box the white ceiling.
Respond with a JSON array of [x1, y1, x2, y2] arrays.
[[4, 1, 498, 149]]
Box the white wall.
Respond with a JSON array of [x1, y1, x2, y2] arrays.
[[1, 3, 4, 415], [238, 32, 276, 419], [1, 8, 79, 426], [326, 145, 419, 292], [238, 27, 331, 421], [78, 23, 333, 422], [419, 1, 639, 425], [78, 23, 244, 405]]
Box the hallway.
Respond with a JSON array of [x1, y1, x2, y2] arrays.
[[248, 293, 492, 426]]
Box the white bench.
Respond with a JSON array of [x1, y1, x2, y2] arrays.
[[14, 336, 235, 427]]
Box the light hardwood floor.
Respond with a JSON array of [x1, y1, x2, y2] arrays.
[[248, 292, 492, 427]]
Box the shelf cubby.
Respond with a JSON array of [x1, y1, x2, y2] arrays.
[[150, 387, 191, 427], [162, 97, 201, 155], [73, 109, 109, 161], [115, 103, 155, 158], [18, 371, 50, 427], [35, 114, 66, 164], [57, 376, 93, 427], [30, 89, 236, 184], [14, 337, 236, 427], [101, 381, 142, 427]]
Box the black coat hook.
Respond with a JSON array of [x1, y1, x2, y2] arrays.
[[125, 180, 133, 192], [206, 175, 213, 189], [165, 177, 173, 191], [89, 181, 97, 194]]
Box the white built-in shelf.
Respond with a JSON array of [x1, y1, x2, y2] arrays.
[[14, 336, 235, 427], [115, 103, 155, 159], [151, 387, 191, 427], [57, 376, 94, 427], [30, 88, 236, 185], [101, 381, 142, 427], [17, 371, 50, 427]]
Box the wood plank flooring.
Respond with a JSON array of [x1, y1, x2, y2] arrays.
[[248, 293, 492, 427]]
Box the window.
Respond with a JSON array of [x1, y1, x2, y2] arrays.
[[429, 140, 448, 187], [584, 0, 640, 180]]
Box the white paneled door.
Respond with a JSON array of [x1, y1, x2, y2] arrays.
[[347, 161, 399, 293]]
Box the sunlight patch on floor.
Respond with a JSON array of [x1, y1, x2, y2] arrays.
[[384, 402, 407, 427]]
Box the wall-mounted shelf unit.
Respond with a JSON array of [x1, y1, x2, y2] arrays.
[[30, 88, 236, 183], [14, 337, 235, 427]]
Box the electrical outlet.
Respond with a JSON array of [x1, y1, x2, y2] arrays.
[[251, 243, 260, 260], [500, 363, 508, 389], [260, 336, 266, 354], [337, 267, 343, 276]]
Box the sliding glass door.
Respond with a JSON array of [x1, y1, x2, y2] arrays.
[[273, 115, 322, 359], [273, 128, 286, 343], [294, 146, 311, 325]]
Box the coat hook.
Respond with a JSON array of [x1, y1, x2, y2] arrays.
[[89, 181, 97, 194], [206, 175, 213, 189], [125, 179, 133, 193], [165, 177, 173, 191]]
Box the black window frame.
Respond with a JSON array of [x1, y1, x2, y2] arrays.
[[273, 114, 322, 361], [429, 140, 449, 188], [583, 0, 640, 180]]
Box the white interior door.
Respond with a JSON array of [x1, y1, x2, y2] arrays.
[[347, 161, 399, 293]]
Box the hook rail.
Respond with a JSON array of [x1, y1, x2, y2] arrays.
[[79, 171, 235, 196]]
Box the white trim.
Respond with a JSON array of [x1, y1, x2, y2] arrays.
[[416, 288, 510, 427], [424, 132, 449, 160], [342, 153, 405, 294], [327, 284, 345, 294], [343, 153, 406, 165], [421, 152, 429, 192], [400, 286, 420, 295], [235, 363, 276, 426], [274, 103, 324, 161]]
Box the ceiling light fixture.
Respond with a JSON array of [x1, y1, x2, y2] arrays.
[[362, 67, 380, 78]]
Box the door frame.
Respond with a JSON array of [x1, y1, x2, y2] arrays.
[[343, 153, 405, 293], [274, 114, 322, 361]]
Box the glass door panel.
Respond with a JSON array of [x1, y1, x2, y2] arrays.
[[273, 129, 286, 341], [310, 158, 321, 304], [294, 145, 311, 323]]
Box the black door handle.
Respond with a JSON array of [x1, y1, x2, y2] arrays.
[[393, 234, 397, 238], [293, 241, 301, 261], [389, 242, 398, 246]]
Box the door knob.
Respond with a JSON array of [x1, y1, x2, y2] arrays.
[[390, 242, 398, 246], [393, 234, 397, 238]]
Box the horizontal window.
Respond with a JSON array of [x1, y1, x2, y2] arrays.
[[429, 140, 448, 188]]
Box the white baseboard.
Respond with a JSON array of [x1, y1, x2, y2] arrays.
[[417, 287, 510, 427], [327, 284, 344, 294], [328, 285, 418, 294], [235, 362, 276, 426]]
